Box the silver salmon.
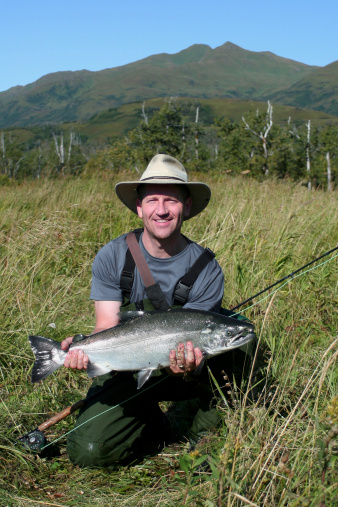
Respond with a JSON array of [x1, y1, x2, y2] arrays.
[[29, 309, 256, 388]]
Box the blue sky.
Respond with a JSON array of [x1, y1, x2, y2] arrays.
[[1, 0, 337, 92]]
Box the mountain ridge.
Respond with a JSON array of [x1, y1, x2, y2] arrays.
[[0, 42, 335, 128]]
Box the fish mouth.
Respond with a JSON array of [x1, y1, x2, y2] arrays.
[[228, 330, 256, 345]]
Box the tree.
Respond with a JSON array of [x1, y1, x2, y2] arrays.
[[51, 130, 86, 176], [216, 109, 273, 178], [242, 101, 273, 175], [129, 101, 187, 164], [317, 125, 338, 190], [0, 132, 25, 178]]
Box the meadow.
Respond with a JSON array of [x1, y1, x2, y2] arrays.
[[0, 172, 337, 506]]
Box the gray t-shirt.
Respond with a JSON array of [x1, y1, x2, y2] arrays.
[[90, 232, 224, 312]]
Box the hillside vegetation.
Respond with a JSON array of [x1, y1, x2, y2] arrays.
[[272, 61, 338, 117], [0, 172, 337, 505], [1, 101, 337, 191], [62, 97, 338, 141]]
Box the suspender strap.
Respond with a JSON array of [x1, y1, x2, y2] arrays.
[[125, 232, 170, 311], [173, 247, 215, 305], [144, 284, 171, 312], [120, 229, 142, 300], [126, 232, 155, 286]]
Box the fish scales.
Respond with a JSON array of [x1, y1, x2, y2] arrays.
[[75, 312, 209, 370]]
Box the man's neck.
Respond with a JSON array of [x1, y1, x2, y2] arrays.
[[141, 230, 188, 258]]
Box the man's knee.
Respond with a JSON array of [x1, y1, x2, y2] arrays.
[[66, 435, 139, 467]]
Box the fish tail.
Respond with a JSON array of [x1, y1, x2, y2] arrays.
[[29, 335, 64, 383]]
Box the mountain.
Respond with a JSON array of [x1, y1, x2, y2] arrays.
[[270, 61, 338, 116], [0, 42, 323, 128]]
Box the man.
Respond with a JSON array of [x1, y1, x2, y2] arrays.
[[62, 154, 245, 467]]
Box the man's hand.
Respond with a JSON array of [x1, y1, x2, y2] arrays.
[[169, 341, 203, 375], [61, 337, 89, 370]]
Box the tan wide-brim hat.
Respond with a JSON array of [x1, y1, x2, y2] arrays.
[[115, 154, 211, 220]]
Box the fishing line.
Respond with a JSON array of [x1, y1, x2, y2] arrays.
[[230, 246, 338, 311], [229, 250, 338, 318], [39, 375, 169, 450], [35, 248, 338, 450]]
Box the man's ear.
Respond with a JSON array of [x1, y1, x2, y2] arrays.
[[136, 199, 143, 218], [184, 196, 192, 218]]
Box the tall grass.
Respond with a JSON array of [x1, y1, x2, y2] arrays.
[[0, 173, 337, 506]]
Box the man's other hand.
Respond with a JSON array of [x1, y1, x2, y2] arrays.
[[169, 341, 203, 375], [61, 336, 89, 370]]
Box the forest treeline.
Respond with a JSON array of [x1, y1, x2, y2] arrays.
[[0, 101, 337, 189]]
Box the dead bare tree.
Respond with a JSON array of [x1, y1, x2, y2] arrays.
[[12, 156, 25, 178], [0, 132, 5, 159], [181, 121, 186, 159], [68, 130, 77, 162], [195, 106, 199, 160], [53, 132, 64, 174], [52, 130, 78, 174], [141, 101, 148, 126], [306, 120, 311, 190], [326, 151, 332, 191], [242, 101, 273, 175], [289, 118, 313, 189]]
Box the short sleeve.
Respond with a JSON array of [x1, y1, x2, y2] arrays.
[[90, 239, 127, 302], [184, 258, 224, 313]]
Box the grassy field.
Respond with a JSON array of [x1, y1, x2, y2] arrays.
[[0, 172, 337, 506]]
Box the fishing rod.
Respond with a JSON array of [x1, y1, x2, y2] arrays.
[[19, 399, 86, 451], [18, 372, 127, 451], [230, 245, 338, 312]]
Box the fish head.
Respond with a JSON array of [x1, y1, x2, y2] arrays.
[[200, 320, 256, 356]]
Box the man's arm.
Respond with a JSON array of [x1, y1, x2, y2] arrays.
[[92, 300, 121, 333], [62, 301, 121, 369]]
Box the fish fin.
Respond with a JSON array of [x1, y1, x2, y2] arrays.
[[137, 369, 154, 389], [29, 335, 63, 383], [118, 311, 147, 321], [86, 361, 113, 378]]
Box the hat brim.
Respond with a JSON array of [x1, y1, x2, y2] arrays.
[[115, 180, 211, 220]]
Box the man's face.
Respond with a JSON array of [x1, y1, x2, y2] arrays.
[[136, 184, 192, 241]]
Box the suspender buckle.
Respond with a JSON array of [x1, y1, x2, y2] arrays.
[[174, 281, 191, 305], [120, 270, 134, 291]]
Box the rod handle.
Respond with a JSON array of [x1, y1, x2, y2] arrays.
[[38, 399, 85, 431]]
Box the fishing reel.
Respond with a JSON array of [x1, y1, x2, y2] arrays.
[[18, 429, 46, 451]]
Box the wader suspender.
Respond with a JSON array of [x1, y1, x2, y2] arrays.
[[125, 231, 170, 311], [120, 229, 215, 309], [173, 247, 215, 305]]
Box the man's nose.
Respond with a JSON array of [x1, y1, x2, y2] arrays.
[[156, 200, 169, 215]]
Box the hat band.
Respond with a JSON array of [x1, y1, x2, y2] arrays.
[[140, 175, 187, 182]]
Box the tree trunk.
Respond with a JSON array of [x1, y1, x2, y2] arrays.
[[326, 151, 332, 191]]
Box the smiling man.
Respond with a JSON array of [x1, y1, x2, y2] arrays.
[[63, 154, 238, 468]]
